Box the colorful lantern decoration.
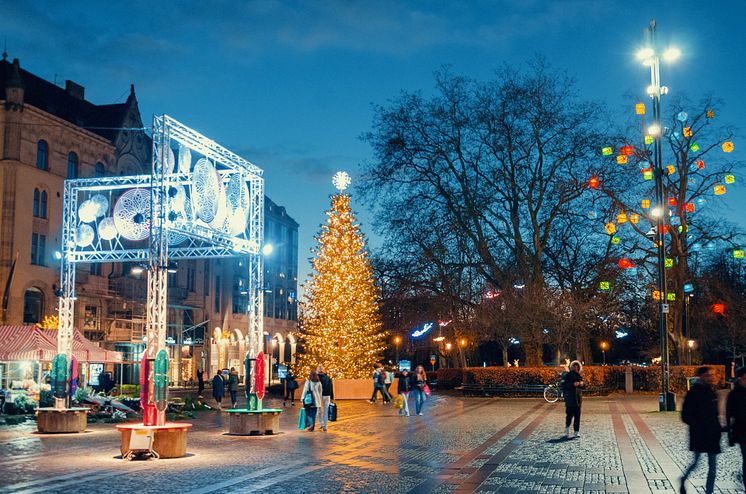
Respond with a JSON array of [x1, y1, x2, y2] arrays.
[[683, 127, 692, 137], [643, 169, 653, 180], [677, 111, 688, 122], [678, 225, 688, 233], [665, 258, 674, 268], [734, 249, 745, 259], [641, 199, 651, 209], [683, 282, 694, 293], [589, 176, 599, 189], [723, 141, 734, 153], [666, 165, 676, 175], [620, 145, 634, 156], [725, 174, 735, 184], [685, 202, 694, 213], [706, 109, 715, 119], [666, 292, 676, 301], [712, 303, 725, 315], [714, 185, 726, 195], [644, 135, 654, 145], [605, 222, 616, 235], [670, 216, 681, 226], [617, 155, 628, 164], [652, 290, 661, 301], [602, 147, 613, 156], [668, 197, 677, 207], [697, 160, 705, 170], [635, 103, 645, 115], [618, 258, 632, 269], [630, 213, 639, 224], [617, 212, 628, 224], [599, 281, 610, 291], [611, 236, 621, 245], [690, 142, 700, 152]]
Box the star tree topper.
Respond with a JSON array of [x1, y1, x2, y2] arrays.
[[332, 171, 351, 192]]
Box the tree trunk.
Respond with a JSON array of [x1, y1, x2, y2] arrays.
[[524, 342, 542, 367], [502, 344, 509, 367]]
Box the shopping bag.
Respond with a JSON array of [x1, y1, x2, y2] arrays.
[[327, 402, 338, 422], [394, 395, 404, 409], [423, 384, 431, 397], [298, 407, 307, 429]]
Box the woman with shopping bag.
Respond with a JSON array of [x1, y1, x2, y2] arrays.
[[300, 370, 323, 432]]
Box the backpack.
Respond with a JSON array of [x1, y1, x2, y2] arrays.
[[378, 371, 387, 385]]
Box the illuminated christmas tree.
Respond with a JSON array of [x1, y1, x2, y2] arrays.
[[297, 172, 386, 379]]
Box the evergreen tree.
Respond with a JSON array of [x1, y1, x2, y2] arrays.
[[297, 174, 386, 379]]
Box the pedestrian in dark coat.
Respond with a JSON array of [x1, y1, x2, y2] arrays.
[[228, 367, 239, 408], [212, 371, 225, 410], [560, 360, 585, 438], [197, 368, 205, 397], [680, 366, 722, 494], [727, 366, 746, 490], [397, 369, 412, 416]]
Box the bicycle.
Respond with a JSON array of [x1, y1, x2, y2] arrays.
[[543, 380, 564, 403]]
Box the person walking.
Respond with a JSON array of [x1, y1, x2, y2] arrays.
[[397, 368, 412, 416], [300, 370, 323, 432], [228, 367, 239, 408], [211, 370, 225, 410], [680, 366, 722, 494], [728, 366, 746, 491], [317, 365, 334, 432], [197, 368, 205, 398], [384, 366, 394, 402], [284, 367, 298, 406], [561, 360, 585, 438], [412, 365, 427, 416], [368, 364, 384, 403]]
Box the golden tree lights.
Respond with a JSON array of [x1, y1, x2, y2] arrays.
[[297, 181, 386, 379]]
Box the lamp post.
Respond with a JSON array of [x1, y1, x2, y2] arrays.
[[637, 20, 679, 411], [687, 339, 695, 366], [445, 342, 452, 368], [394, 335, 401, 363], [600, 341, 609, 366]]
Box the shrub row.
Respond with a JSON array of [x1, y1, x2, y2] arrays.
[[436, 365, 726, 393]]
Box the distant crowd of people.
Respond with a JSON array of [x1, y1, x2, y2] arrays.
[[368, 363, 430, 416]]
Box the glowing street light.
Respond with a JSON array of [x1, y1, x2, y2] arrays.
[[600, 341, 609, 366], [261, 244, 274, 256], [445, 342, 452, 351]]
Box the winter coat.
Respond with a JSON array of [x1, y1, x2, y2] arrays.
[[212, 375, 225, 399], [398, 373, 412, 393], [228, 372, 239, 392], [561, 370, 584, 407], [727, 382, 746, 445], [318, 373, 334, 399], [681, 381, 722, 454], [412, 373, 426, 391], [301, 380, 323, 407]]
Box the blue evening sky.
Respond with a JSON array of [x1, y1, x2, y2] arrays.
[[3, 0, 745, 287]]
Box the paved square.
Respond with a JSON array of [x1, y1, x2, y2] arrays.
[[0, 394, 743, 493]]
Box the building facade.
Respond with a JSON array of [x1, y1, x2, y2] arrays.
[[0, 57, 299, 386]]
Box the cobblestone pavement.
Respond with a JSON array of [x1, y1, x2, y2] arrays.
[[0, 394, 743, 493]]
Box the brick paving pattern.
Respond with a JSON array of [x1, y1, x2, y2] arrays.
[[0, 394, 743, 493]]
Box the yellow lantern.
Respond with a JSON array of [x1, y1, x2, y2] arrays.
[[714, 185, 726, 195], [641, 199, 651, 209], [644, 135, 653, 145], [630, 213, 639, 224], [666, 165, 675, 175], [617, 155, 628, 164], [635, 103, 645, 115], [723, 141, 734, 153], [605, 222, 616, 235], [617, 212, 628, 224], [683, 127, 692, 137], [725, 174, 735, 184]]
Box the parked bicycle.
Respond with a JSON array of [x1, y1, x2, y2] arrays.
[[543, 379, 564, 403]]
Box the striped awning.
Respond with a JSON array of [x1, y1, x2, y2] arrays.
[[0, 325, 57, 361], [40, 328, 122, 363]]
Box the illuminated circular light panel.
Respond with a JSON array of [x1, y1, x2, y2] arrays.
[[113, 188, 151, 241], [178, 144, 192, 173], [167, 197, 194, 246], [167, 184, 186, 210], [155, 143, 176, 174], [78, 199, 98, 223], [75, 224, 95, 247], [226, 173, 250, 235], [90, 194, 109, 218], [97, 217, 118, 241], [209, 176, 228, 229], [192, 158, 220, 223], [332, 171, 351, 191]]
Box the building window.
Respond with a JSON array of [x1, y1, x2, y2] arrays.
[[214, 276, 221, 314], [31, 233, 46, 266], [186, 265, 195, 292], [40, 191, 47, 218], [67, 152, 78, 178], [23, 287, 44, 323], [95, 162, 105, 177], [203, 262, 210, 294], [36, 140, 48, 171], [232, 277, 247, 314], [90, 263, 102, 276], [33, 189, 39, 217]]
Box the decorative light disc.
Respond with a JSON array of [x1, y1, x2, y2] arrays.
[[192, 158, 220, 223], [75, 224, 95, 247], [78, 200, 98, 223], [90, 194, 109, 218], [97, 217, 118, 241], [113, 188, 151, 241], [332, 171, 352, 191], [178, 144, 192, 174]]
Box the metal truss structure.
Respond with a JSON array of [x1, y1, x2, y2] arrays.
[[57, 115, 265, 415]]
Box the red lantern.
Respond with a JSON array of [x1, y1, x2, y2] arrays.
[[712, 303, 725, 315], [668, 197, 677, 207], [697, 160, 705, 169], [685, 202, 695, 213], [620, 145, 634, 156], [589, 176, 599, 189], [618, 258, 632, 269]]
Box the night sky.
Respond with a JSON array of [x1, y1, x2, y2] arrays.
[[3, 0, 745, 287]]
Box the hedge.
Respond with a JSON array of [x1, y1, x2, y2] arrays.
[[437, 365, 726, 394]]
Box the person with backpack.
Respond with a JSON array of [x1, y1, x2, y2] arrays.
[[397, 368, 412, 416], [316, 365, 334, 432], [412, 365, 427, 416], [300, 370, 323, 432], [727, 366, 746, 491], [561, 360, 585, 438], [680, 366, 722, 494], [284, 367, 298, 406], [368, 364, 385, 403]]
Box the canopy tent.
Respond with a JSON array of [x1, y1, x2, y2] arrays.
[[0, 326, 122, 363], [0, 325, 57, 361], [40, 328, 122, 363]]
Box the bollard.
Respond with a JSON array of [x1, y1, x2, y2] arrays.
[[625, 365, 633, 394]]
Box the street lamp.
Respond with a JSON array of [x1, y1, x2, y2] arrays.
[[687, 339, 695, 366], [394, 335, 401, 363], [637, 19, 679, 412], [600, 341, 609, 366]]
